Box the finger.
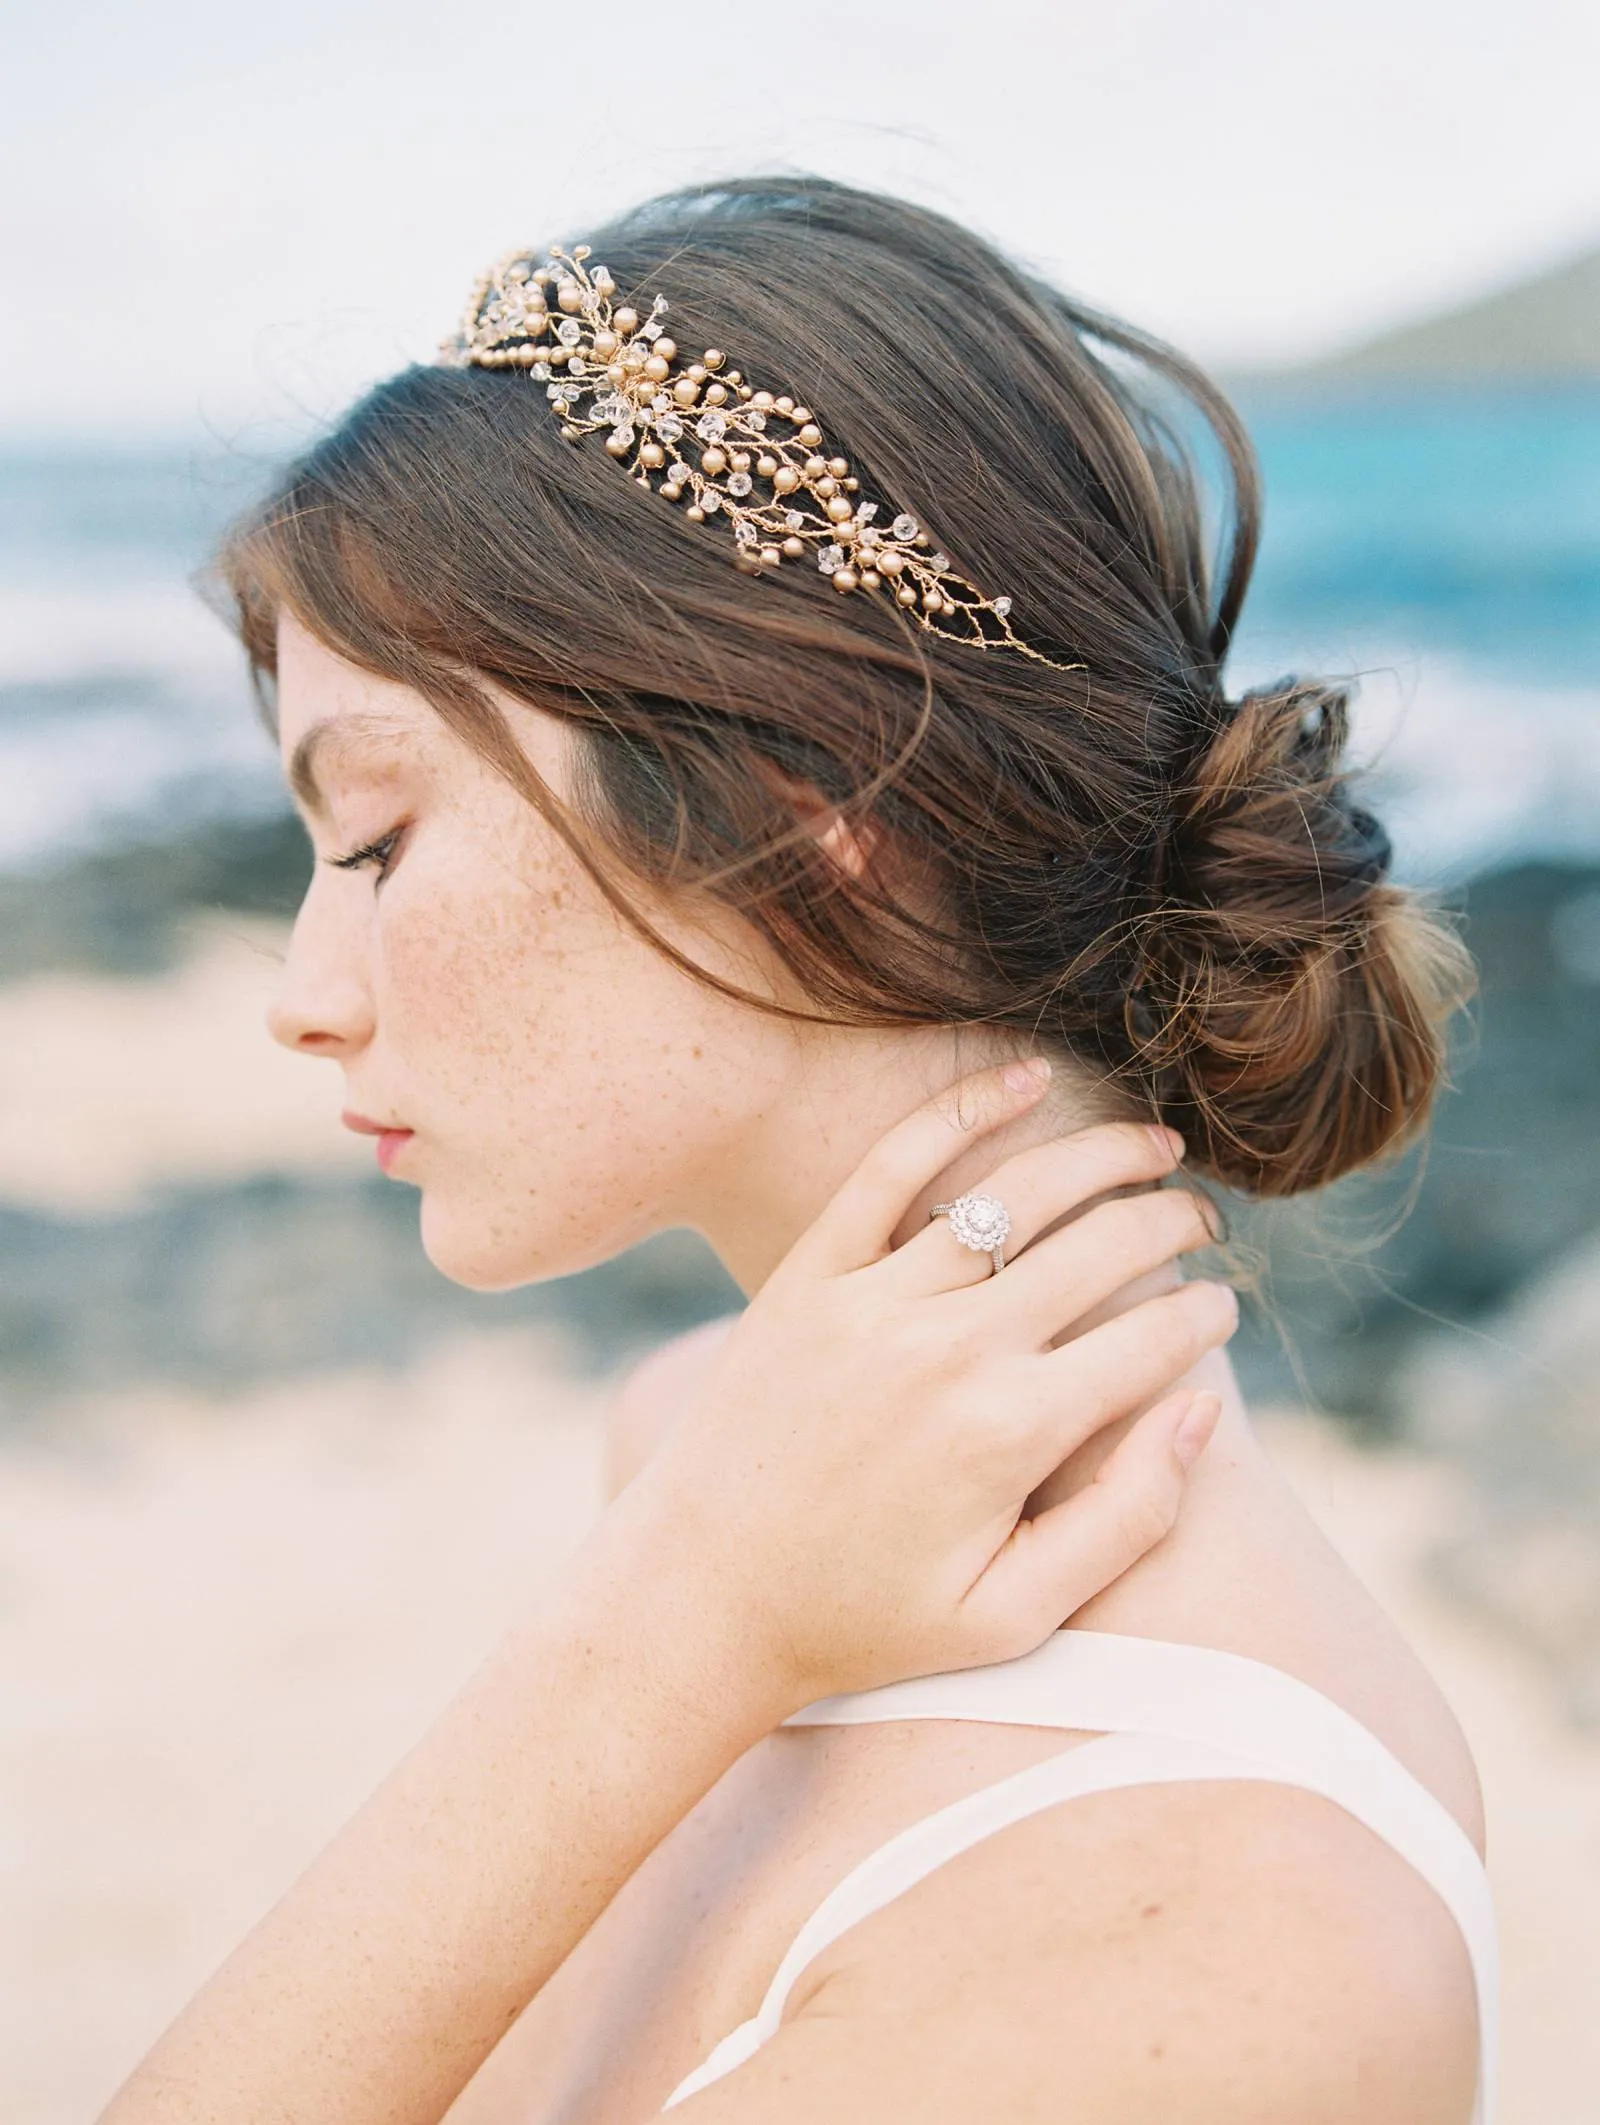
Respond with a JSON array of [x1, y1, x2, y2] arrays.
[[886, 1119, 1188, 1293], [1028, 1280, 1238, 1470], [976, 1186, 1221, 1346], [794, 1057, 1053, 1277], [960, 1388, 1223, 1661]]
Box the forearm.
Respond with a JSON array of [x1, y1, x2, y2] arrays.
[[100, 1482, 777, 2125]]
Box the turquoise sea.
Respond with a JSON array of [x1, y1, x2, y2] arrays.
[[2, 388, 1597, 885]]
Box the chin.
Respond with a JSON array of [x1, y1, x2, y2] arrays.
[[416, 1187, 645, 1294]]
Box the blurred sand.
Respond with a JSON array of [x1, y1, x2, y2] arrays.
[[3, 925, 1598, 2124]]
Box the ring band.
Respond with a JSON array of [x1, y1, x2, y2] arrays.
[[929, 1190, 1012, 1275]]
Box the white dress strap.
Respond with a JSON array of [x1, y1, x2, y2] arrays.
[[662, 1634, 1497, 2120]]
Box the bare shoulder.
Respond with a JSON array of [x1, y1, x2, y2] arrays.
[[605, 1315, 740, 1496], [681, 1778, 1480, 2123]]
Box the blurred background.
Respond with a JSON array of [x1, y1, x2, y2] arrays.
[[2, 2, 1597, 2118]]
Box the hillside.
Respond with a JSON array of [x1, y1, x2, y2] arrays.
[[1298, 243, 1600, 383]]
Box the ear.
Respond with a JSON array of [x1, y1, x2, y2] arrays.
[[757, 761, 881, 883], [810, 807, 876, 881]]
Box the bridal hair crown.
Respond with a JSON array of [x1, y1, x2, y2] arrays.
[[438, 243, 1060, 664]]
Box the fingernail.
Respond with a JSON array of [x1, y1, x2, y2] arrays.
[[1147, 1124, 1184, 1161], [1173, 1391, 1221, 1468], [1004, 1057, 1051, 1093]]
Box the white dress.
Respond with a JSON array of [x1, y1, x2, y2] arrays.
[[662, 1629, 1497, 2120]]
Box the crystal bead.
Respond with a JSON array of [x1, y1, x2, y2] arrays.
[[818, 543, 845, 574], [556, 318, 583, 345], [612, 424, 636, 450], [856, 501, 879, 522], [532, 361, 553, 381], [696, 411, 728, 442], [993, 596, 1012, 618], [652, 295, 669, 314], [656, 414, 683, 442], [929, 552, 950, 572], [566, 355, 588, 376], [734, 521, 759, 546], [784, 511, 806, 530], [651, 392, 673, 412], [641, 319, 664, 340], [726, 471, 753, 497], [744, 409, 767, 432], [545, 383, 568, 401], [891, 514, 918, 541], [701, 490, 722, 513]]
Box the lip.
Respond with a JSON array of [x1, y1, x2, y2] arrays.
[[342, 1110, 415, 1175]]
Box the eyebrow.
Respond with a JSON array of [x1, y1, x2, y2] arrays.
[[288, 716, 411, 819]]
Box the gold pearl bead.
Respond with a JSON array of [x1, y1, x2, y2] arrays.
[[526, 313, 549, 336], [726, 370, 743, 385], [673, 378, 700, 405], [686, 505, 706, 522], [730, 450, 751, 473], [844, 478, 859, 492], [897, 585, 918, 606], [548, 347, 570, 365], [773, 467, 800, 493], [701, 445, 728, 474], [923, 590, 945, 612], [804, 456, 828, 478], [783, 536, 805, 557], [827, 496, 854, 523], [663, 483, 683, 502], [878, 550, 905, 575], [705, 382, 729, 405], [606, 364, 627, 387], [735, 549, 763, 574], [756, 454, 778, 477], [861, 569, 882, 591], [640, 441, 665, 468], [558, 284, 583, 312], [816, 475, 838, 498], [605, 433, 631, 457], [653, 337, 677, 361], [687, 362, 707, 382], [737, 384, 753, 399], [832, 567, 859, 593], [752, 390, 775, 410], [621, 346, 645, 369], [560, 424, 582, 442], [592, 330, 619, 358], [614, 307, 639, 333], [791, 407, 812, 424], [775, 396, 795, 416], [760, 544, 781, 566], [827, 457, 848, 478], [644, 354, 670, 382], [703, 349, 726, 370], [798, 423, 823, 447]]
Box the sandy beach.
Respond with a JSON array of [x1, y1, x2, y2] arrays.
[[3, 920, 1598, 2124]]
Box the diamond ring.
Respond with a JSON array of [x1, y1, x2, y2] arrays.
[[929, 1190, 1012, 1274]]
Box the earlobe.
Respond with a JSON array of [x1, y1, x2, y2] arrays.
[[814, 812, 875, 881]]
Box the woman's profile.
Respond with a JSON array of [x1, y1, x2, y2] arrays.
[[105, 175, 1490, 2124]]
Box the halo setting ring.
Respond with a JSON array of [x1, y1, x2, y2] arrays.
[[929, 1190, 1012, 1274]]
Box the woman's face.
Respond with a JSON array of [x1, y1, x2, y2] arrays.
[[268, 611, 801, 1292]]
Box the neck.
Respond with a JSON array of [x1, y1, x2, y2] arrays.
[[678, 1023, 1117, 1294]]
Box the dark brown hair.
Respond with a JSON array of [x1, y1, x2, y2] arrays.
[[219, 174, 1473, 1198]]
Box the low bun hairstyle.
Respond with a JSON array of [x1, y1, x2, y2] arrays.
[[220, 174, 1474, 1199]]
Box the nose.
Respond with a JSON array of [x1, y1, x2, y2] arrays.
[[266, 884, 376, 1058]]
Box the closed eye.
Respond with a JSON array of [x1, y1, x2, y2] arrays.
[[327, 825, 405, 881]]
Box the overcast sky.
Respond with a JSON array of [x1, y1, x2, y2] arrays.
[[3, 0, 1597, 446]]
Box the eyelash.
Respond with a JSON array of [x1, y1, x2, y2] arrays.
[[328, 826, 404, 881]]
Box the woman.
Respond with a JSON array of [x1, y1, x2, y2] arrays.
[[107, 176, 1490, 2122]]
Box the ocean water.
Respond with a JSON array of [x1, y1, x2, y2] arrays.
[[2, 389, 1597, 884]]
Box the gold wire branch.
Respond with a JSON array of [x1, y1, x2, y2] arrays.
[[439, 242, 1065, 665]]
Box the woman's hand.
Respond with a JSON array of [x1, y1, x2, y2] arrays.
[[623, 1057, 1234, 1718]]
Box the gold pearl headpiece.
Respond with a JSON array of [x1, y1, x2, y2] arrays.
[[438, 243, 1060, 664]]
